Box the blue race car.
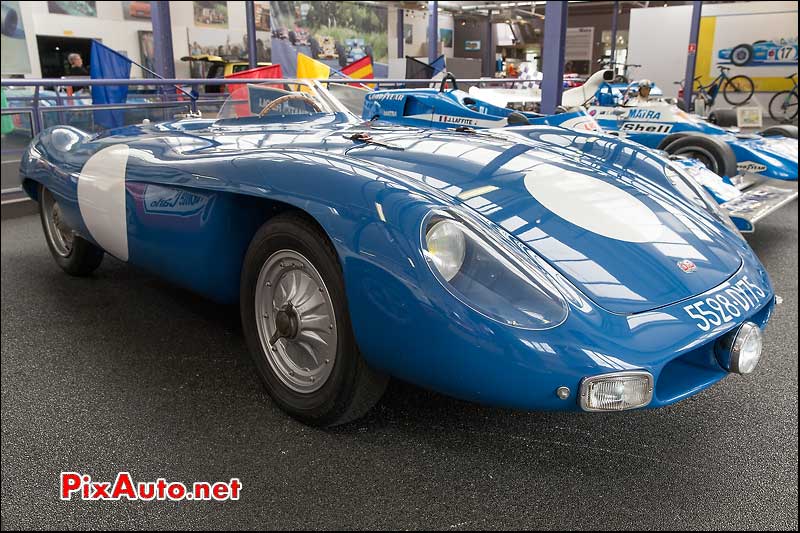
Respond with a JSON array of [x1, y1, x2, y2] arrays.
[[20, 80, 776, 426], [360, 72, 798, 233], [718, 39, 799, 66], [584, 81, 798, 231]]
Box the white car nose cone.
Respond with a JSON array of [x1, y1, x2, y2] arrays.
[[524, 164, 666, 243]]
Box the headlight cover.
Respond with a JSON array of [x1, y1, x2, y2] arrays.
[[664, 161, 742, 236], [422, 211, 568, 329]]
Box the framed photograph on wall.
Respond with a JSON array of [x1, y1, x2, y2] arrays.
[[137, 30, 155, 77], [465, 40, 481, 51], [47, 1, 97, 17], [439, 28, 453, 48], [193, 1, 228, 28], [122, 1, 151, 20], [404, 23, 413, 44]]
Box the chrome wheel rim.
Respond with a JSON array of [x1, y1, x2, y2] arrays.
[[42, 188, 74, 257], [255, 250, 337, 394]]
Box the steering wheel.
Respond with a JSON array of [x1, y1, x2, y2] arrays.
[[258, 94, 323, 117], [439, 72, 458, 93]]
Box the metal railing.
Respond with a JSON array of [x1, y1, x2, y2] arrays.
[[1, 76, 528, 204]]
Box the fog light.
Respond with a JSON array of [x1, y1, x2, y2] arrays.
[[717, 322, 763, 374], [579, 371, 653, 412]]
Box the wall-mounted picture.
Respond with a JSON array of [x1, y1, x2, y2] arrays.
[[404, 23, 413, 44], [137, 30, 154, 77], [254, 2, 269, 32], [465, 40, 480, 51], [193, 0, 228, 28], [1, 0, 33, 75], [439, 28, 453, 48], [47, 1, 97, 17], [122, 0, 151, 20]]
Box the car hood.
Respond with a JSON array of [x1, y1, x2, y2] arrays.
[[352, 126, 745, 314]]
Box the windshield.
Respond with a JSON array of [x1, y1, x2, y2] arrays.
[[216, 80, 371, 120]]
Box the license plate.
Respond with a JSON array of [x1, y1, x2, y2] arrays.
[[683, 275, 767, 331]]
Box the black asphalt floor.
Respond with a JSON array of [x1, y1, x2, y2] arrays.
[[1, 203, 797, 530]]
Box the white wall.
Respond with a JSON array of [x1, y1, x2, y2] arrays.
[[628, 1, 798, 113]]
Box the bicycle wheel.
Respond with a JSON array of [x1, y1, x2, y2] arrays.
[[768, 90, 798, 122], [723, 75, 754, 106]]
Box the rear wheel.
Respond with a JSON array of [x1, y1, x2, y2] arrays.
[[723, 75, 754, 106], [729, 44, 753, 66], [708, 108, 738, 127], [39, 184, 104, 276], [240, 213, 387, 427], [662, 135, 738, 178], [768, 90, 798, 122]]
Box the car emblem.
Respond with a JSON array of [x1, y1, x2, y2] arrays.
[[677, 260, 697, 273]]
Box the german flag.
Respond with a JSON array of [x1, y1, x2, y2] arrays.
[[341, 56, 374, 81]]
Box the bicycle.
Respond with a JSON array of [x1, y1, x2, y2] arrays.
[[768, 73, 798, 122], [693, 65, 755, 108]]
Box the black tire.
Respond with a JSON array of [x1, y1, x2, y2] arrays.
[[662, 134, 738, 178], [708, 108, 738, 127], [768, 90, 799, 122], [760, 124, 798, 139], [657, 132, 693, 151], [730, 44, 753, 66], [38, 184, 104, 276], [239, 212, 388, 427], [722, 75, 754, 106]]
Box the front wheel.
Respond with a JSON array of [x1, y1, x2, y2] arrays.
[[240, 213, 388, 427], [39, 185, 104, 276], [723, 75, 754, 106], [768, 90, 798, 122]]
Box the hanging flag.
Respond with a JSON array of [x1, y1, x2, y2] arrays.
[[340, 56, 374, 80], [296, 53, 331, 79], [225, 64, 283, 117], [405, 56, 435, 88], [89, 40, 132, 129], [429, 54, 446, 75]]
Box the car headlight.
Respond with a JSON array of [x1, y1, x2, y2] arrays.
[[422, 212, 568, 329], [579, 371, 654, 411], [664, 161, 742, 236]]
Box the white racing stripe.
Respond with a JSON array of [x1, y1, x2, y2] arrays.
[[77, 144, 130, 261], [524, 163, 666, 243]]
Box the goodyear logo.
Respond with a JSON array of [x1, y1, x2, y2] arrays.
[[621, 122, 672, 133], [367, 93, 404, 101], [737, 161, 768, 173], [626, 109, 662, 120]]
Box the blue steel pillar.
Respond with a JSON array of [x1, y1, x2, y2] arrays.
[[427, 1, 438, 64], [246, 0, 257, 69], [610, 0, 619, 66], [151, 1, 175, 79], [683, 0, 703, 111], [397, 8, 404, 58], [540, 0, 568, 114], [483, 10, 493, 77]]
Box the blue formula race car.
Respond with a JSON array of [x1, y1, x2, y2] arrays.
[[718, 39, 799, 66], [584, 81, 798, 232], [20, 81, 776, 426], [360, 72, 798, 233]]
